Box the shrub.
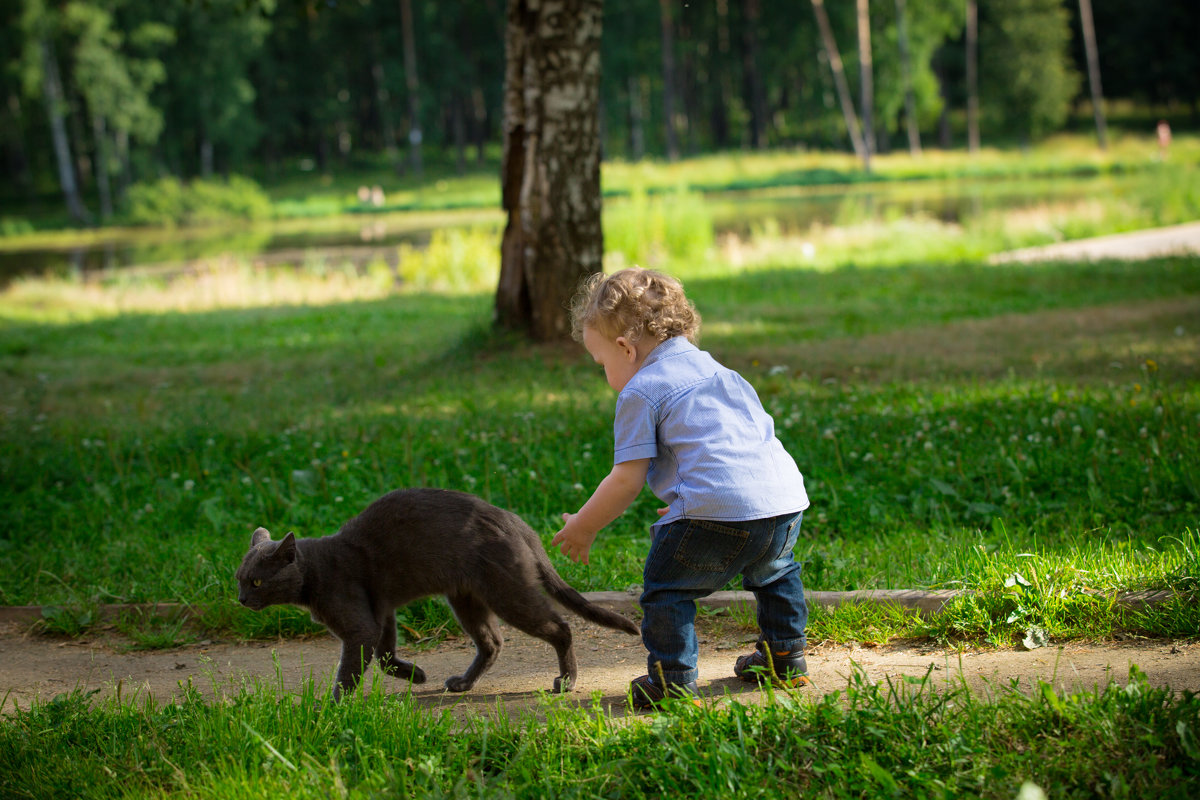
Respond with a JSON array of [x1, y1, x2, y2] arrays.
[[126, 175, 273, 227]]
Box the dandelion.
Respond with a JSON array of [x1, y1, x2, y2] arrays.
[[1146, 358, 1159, 371], [924, 441, 934, 451], [1096, 429, 1107, 439], [183, 479, 195, 491]]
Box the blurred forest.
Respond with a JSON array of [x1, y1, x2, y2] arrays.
[[2, 0, 1197, 223]]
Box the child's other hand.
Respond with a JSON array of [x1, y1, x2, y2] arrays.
[[552, 513, 597, 565]]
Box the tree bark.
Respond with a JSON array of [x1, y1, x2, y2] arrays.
[[894, 0, 922, 156], [965, 0, 980, 154], [742, 0, 767, 150], [399, 0, 424, 176], [658, 0, 679, 161], [810, 0, 867, 165], [496, 0, 604, 343], [1077, 0, 1108, 150], [40, 38, 90, 224], [855, 0, 875, 169], [92, 113, 113, 220]]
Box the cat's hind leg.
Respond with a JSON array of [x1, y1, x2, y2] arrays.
[[444, 592, 502, 692], [489, 589, 577, 693], [373, 613, 426, 684]]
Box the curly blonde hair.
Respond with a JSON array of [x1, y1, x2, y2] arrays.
[[569, 268, 701, 345]]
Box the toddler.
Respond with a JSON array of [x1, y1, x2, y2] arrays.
[[552, 267, 811, 708]]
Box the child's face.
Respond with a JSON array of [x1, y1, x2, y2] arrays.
[[583, 326, 643, 392]]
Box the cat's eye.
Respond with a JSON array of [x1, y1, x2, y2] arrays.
[[252, 579, 262, 587]]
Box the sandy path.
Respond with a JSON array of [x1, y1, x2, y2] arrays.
[[4, 620, 1197, 720]]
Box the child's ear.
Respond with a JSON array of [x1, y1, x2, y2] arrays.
[[614, 336, 638, 361]]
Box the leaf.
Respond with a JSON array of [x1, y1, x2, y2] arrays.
[[930, 478, 958, 497], [1004, 572, 1032, 592], [1178, 721, 1199, 761], [1022, 626, 1048, 650], [1039, 681, 1064, 713], [860, 754, 899, 795]]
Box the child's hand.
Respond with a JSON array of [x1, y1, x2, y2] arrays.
[[657, 506, 670, 516], [552, 513, 599, 565]]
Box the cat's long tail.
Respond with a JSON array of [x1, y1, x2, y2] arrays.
[[537, 559, 641, 636]]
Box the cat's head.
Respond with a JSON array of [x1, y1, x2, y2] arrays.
[[235, 527, 302, 610]]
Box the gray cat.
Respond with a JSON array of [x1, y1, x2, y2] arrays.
[[235, 488, 640, 699]]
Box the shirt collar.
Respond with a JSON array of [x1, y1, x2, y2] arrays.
[[641, 336, 696, 369]]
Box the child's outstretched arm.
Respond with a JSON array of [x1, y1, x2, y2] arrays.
[[552, 458, 649, 564]]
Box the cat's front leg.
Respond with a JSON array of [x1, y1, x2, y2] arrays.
[[374, 619, 426, 684], [332, 637, 375, 700]]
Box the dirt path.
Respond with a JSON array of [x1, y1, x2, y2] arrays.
[[990, 220, 1200, 263], [4, 619, 1197, 720]]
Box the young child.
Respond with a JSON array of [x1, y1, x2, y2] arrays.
[[552, 267, 811, 708]]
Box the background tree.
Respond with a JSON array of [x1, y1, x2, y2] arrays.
[[495, 0, 604, 343], [979, 0, 1081, 143]]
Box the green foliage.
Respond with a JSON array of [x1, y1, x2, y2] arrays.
[[125, 175, 272, 227], [980, 0, 1083, 141], [603, 187, 715, 267]]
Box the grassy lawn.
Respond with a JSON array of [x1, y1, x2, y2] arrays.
[[1, 145, 1198, 797]]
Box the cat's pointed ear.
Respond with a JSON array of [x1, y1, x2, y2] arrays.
[[251, 527, 271, 547], [277, 531, 298, 563]]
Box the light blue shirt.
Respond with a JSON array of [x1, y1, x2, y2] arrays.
[[613, 337, 809, 526]]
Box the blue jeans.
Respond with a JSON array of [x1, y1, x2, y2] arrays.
[[639, 511, 808, 686]]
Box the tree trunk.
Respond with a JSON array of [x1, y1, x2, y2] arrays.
[[894, 0, 922, 156], [399, 0, 423, 176], [496, 0, 604, 343], [965, 0, 980, 154], [92, 113, 113, 220], [810, 0, 867, 165], [742, 0, 767, 150], [658, 0, 679, 161], [628, 75, 645, 161], [1077, 0, 1108, 150], [371, 45, 402, 173], [40, 38, 90, 224], [711, 0, 734, 150], [855, 0, 875, 169]]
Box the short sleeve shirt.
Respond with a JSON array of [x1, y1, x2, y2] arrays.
[[613, 337, 809, 526]]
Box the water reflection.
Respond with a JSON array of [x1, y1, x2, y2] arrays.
[[0, 175, 1120, 283]]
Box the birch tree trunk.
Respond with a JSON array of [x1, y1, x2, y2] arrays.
[[966, 0, 980, 154], [895, 0, 922, 156], [855, 0, 875, 169], [495, 0, 604, 342], [1077, 0, 1108, 150], [40, 38, 90, 224], [810, 0, 867, 165]]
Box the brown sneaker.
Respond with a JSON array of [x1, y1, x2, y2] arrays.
[[734, 643, 810, 687]]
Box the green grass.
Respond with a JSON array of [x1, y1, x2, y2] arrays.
[[2, 152, 1199, 798], [2, 665, 1197, 799]]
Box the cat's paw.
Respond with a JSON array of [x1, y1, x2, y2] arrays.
[[380, 654, 426, 684], [553, 674, 575, 693], [444, 675, 474, 693]]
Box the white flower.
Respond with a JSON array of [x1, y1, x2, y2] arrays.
[[183, 479, 195, 491]]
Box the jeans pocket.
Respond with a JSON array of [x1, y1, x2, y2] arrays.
[[673, 520, 752, 573]]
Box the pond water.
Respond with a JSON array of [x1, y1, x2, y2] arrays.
[[0, 175, 1122, 284]]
